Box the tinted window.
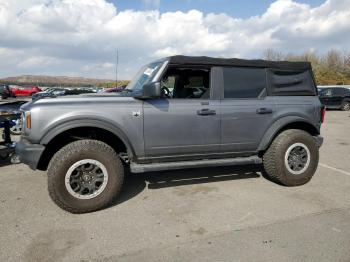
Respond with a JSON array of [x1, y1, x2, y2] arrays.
[[223, 67, 266, 98], [269, 69, 315, 96], [319, 88, 331, 97], [332, 88, 345, 96]]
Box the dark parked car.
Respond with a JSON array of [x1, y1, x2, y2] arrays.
[[0, 84, 15, 99], [0, 101, 27, 135], [17, 56, 324, 213], [32, 88, 66, 100], [318, 86, 350, 111]]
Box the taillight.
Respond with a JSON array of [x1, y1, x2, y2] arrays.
[[321, 106, 326, 123]]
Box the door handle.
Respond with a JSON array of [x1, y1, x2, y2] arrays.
[[197, 108, 216, 116], [257, 108, 273, 114]]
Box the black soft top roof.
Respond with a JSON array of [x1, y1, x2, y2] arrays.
[[167, 55, 311, 70]]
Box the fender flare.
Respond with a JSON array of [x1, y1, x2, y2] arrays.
[[40, 117, 136, 157], [257, 116, 319, 152]]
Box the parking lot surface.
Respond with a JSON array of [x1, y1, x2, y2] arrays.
[[0, 111, 349, 262]]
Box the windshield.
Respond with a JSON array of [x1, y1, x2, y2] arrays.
[[127, 62, 163, 91]]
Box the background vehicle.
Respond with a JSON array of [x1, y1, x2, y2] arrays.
[[103, 85, 127, 93], [0, 111, 21, 163], [32, 88, 95, 100], [0, 101, 27, 135], [10, 85, 42, 97], [17, 56, 324, 213], [0, 84, 15, 99], [32, 88, 67, 100], [318, 86, 350, 111]]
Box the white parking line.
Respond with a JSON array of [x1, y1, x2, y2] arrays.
[[319, 163, 350, 177]]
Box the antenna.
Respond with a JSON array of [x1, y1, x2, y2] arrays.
[[115, 49, 119, 88]]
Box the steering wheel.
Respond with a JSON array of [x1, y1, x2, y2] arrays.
[[161, 86, 171, 98]]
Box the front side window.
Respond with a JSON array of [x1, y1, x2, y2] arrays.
[[223, 67, 266, 98], [161, 67, 210, 99], [320, 88, 332, 97]]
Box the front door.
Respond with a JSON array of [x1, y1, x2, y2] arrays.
[[143, 99, 220, 158], [143, 67, 220, 159]]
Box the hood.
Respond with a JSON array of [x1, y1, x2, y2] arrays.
[[20, 91, 140, 111]]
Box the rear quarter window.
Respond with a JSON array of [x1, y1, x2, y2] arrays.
[[268, 69, 316, 96]]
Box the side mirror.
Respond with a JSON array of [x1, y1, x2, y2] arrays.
[[135, 82, 161, 99]]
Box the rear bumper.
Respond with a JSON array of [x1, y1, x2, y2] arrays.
[[315, 135, 324, 148], [16, 138, 45, 170]]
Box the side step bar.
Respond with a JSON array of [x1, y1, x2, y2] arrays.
[[130, 156, 262, 173]]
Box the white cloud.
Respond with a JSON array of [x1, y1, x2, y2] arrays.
[[0, 0, 349, 79]]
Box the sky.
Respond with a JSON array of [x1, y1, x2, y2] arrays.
[[111, 0, 325, 18], [0, 0, 349, 80]]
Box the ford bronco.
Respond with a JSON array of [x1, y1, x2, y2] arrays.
[[16, 56, 325, 213]]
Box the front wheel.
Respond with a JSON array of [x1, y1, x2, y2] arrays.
[[263, 129, 319, 186], [48, 139, 124, 213]]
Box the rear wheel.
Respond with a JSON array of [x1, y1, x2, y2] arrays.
[[340, 101, 350, 111], [263, 129, 319, 186], [48, 139, 124, 213]]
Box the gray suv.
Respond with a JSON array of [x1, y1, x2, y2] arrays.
[[16, 56, 324, 213]]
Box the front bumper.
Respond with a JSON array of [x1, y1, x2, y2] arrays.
[[16, 138, 45, 170], [315, 135, 324, 148]]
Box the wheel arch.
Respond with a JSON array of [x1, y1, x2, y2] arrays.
[[258, 116, 320, 153], [37, 119, 135, 171], [341, 98, 350, 104]]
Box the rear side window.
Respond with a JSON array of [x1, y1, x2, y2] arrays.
[[268, 69, 316, 96], [332, 88, 346, 96], [223, 67, 266, 98]]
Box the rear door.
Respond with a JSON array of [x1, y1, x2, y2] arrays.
[[331, 88, 345, 107], [220, 67, 275, 153]]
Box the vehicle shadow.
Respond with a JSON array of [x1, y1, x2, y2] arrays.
[[111, 164, 262, 207], [0, 157, 12, 167]]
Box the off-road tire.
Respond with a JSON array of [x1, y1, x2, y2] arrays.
[[340, 101, 350, 111], [48, 139, 124, 213], [263, 129, 319, 186]]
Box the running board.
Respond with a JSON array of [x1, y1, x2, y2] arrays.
[[130, 156, 262, 173]]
